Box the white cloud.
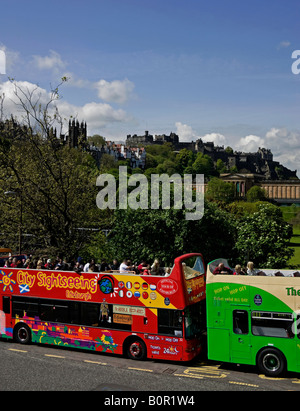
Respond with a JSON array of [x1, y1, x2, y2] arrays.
[[277, 41, 291, 49], [265, 127, 300, 150], [175, 122, 227, 146], [202, 132, 227, 146], [0, 80, 131, 134], [0, 80, 51, 116], [62, 71, 90, 88], [236, 134, 265, 152], [265, 127, 300, 173], [94, 78, 134, 104], [175, 121, 198, 142], [32, 50, 66, 71], [174, 121, 299, 175], [0, 43, 20, 72], [235, 128, 300, 175], [59, 100, 129, 132]]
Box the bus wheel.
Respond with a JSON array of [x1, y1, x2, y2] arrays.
[[257, 348, 286, 377], [126, 338, 146, 360], [14, 323, 31, 345]]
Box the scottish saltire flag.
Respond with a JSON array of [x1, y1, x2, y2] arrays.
[[19, 284, 30, 294]]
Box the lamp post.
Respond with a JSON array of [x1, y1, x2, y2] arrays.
[[4, 190, 23, 254]]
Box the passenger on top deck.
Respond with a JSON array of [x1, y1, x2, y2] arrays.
[[233, 264, 246, 275], [119, 259, 133, 273], [246, 261, 258, 276], [213, 263, 233, 275]]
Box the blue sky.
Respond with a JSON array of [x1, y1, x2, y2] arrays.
[[0, 0, 299, 174]]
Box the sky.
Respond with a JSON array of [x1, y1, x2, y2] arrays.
[[0, 0, 299, 175]]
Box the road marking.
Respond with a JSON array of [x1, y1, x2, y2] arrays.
[[174, 373, 203, 379], [259, 374, 286, 381], [128, 367, 153, 372], [179, 365, 228, 379], [8, 348, 28, 353], [44, 354, 65, 359], [84, 360, 107, 365], [229, 381, 259, 388]]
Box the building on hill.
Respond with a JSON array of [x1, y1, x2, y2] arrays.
[[1, 118, 297, 181], [60, 119, 88, 149], [61, 121, 146, 169], [126, 130, 195, 151], [126, 130, 298, 180]]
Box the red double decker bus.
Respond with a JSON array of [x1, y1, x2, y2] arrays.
[[0, 253, 206, 361]]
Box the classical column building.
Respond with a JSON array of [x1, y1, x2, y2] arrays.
[[220, 173, 300, 204]]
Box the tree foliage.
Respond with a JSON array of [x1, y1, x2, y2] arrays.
[[234, 203, 293, 268], [108, 201, 293, 269], [205, 177, 235, 204], [108, 202, 237, 266], [0, 79, 102, 258], [246, 185, 268, 202], [144, 144, 217, 177]]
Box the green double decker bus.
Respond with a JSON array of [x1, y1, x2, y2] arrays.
[[206, 259, 300, 377]]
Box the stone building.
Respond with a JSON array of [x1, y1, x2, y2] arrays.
[[260, 180, 300, 204], [220, 173, 300, 204], [126, 130, 298, 181], [60, 119, 87, 149], [94, 142, 146, 169]]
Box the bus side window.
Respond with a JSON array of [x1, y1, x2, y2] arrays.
[[158, 309, 183, 337], [233, 310, 249, 334], [2, 296, 10, 314]]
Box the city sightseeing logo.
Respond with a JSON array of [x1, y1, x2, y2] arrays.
[[96, 166, 204, 221], [291, 50, 300, 75]]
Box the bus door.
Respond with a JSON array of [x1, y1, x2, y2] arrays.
[[230, 308, 252, 364]]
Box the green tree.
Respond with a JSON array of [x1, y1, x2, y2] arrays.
[[146, 142, 174, 159], [192, 152, 215, 176], [88, 134, 106, 147], [108, 201, 237, 266], [206, 177, 235, 204], [234, 203, 293, 268], [225, 146, 233, 154], [0, 79, 103, 258], [99, 153, 118, 172], [216, 158, 227, 174], [144, 153, 158, 169], [175, 148, 195, 174], [246, 185, 268, 202], [0, 129, 100, 257]]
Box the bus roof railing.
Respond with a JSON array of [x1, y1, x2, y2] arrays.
[[207, 258, 300, 277]]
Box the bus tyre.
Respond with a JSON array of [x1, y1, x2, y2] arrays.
[[14, 323, 31, 345], [126, 338, 146, 360], [257, 348, 286, 377]]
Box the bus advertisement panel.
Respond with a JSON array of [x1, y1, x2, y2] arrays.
[[0, 253, 206, 362], [206, 258, 300, 376]]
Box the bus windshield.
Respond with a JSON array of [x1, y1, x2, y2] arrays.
[[182, 256, 205, 279]]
